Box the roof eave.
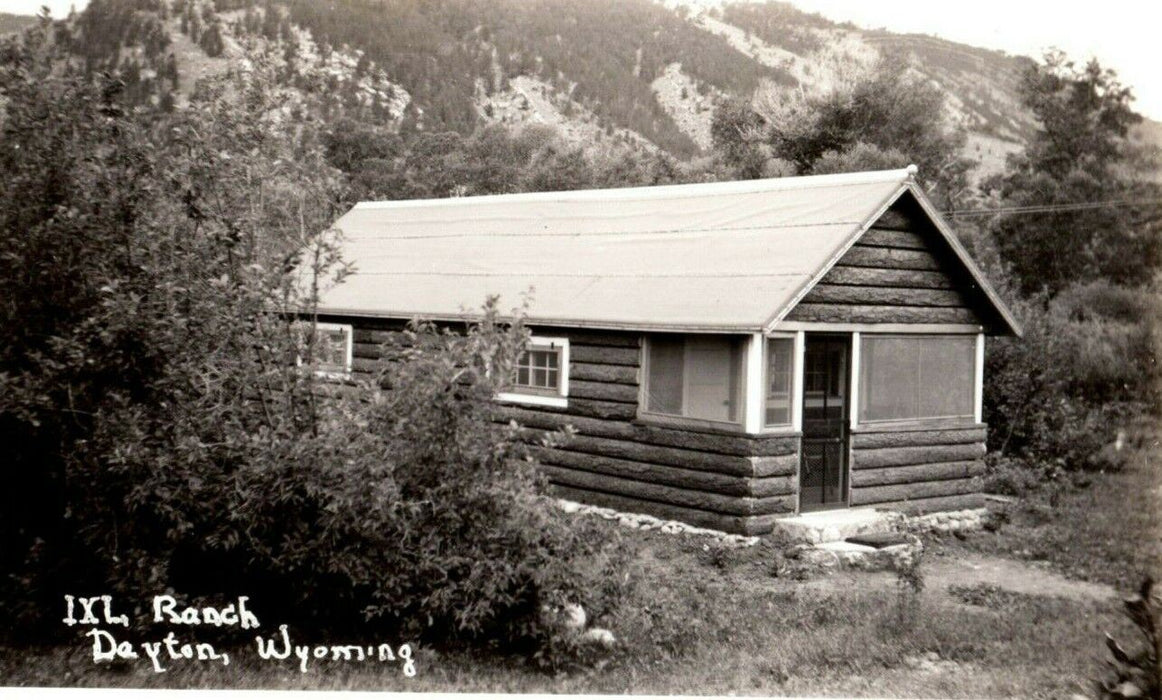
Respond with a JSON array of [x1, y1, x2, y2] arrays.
[[905, 183, 1024, 338], [310, 307, 765, 334]]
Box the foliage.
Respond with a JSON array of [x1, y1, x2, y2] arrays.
[[720, 1, 832, 55], [983, 273, 1155, 472], [329, 120, 683, 202], [1098, 578, 1161, 700], [891, 543, 925, 630], [284, 0, 791, 157], [711, 55, 975, 207], [983, 52, 1161, 295], [0, 27, 625, 663]]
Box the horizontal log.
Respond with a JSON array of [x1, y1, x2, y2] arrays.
[[839, 245, 942, 271], [859, 228, 929, 249], [786, 303, 982, 325], [568, 380, 639, 404], [872, 208, 923, 232], [851, 460, 985, 487], [570, 362, 638, 385], [851, 476, 980, 505], [800, 284, 967, 308], [535, 447, 756, 496], [853, 443, 986, 469], [538, 447, 796, 497], [533, 329, 641, 348], [352, 356, 385, 374], [352, 328, 409, 344], [495, 405, 798, 457], [542, 465, 793, 515], [558, 434, 754, 476], [821, 266, 955, 289], [751, 453, 799, 477], [551, 484, 769, 534], [851, 428, 986, 449], [570, 345, 640, 366], [562, 398, 638, 421], [868, 492, 986, 514]]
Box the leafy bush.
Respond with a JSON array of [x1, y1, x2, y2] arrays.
[[984, 278, 1156, 476], [1098, 578, 1161, 699], [0, 29, 626, 663]]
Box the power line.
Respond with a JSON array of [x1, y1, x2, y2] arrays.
[[943, 197, 1162, 218]]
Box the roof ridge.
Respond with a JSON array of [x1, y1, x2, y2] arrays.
[[352, 167, 917, 212]]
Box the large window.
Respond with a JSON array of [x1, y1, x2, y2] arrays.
[[645, 335, 745, 425], [858, 335, 975, 423], [499, 336, 569, 407], [764, 337, 795, 427]]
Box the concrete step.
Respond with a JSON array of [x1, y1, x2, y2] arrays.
[[773, 507, 904, 544]]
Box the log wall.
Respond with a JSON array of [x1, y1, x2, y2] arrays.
[[849, 424, 987, 512], [501, 327, 799, 535], [785, 197, 993, 328]]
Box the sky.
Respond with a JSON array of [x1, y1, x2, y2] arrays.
[[3, 0, 1160, 120]]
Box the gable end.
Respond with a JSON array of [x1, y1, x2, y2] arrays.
[[785, 193, 1002, 330]]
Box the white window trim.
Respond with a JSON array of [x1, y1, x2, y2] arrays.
[[850, 331, 861, 431], [745, 334, 764, 433], [312, 322, 353, 380], [792, 331, 805, 432], [974, 333, 985, 424], [497, 336, 570, 408]]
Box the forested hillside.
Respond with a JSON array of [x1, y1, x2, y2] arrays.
[[14, 0, 1162, 184], [0, 12, 36, 36]]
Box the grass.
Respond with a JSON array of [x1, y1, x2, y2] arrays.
[[962, 426, 1162, 590], [0, 531, 1136, 697], [3, 432, 1156, 696]]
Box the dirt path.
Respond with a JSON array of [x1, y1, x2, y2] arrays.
[[924, 551, 1118, 602], [795, 548, 1118, 604]]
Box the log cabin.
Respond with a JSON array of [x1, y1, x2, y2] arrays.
[[310, 166, 1021, 535]]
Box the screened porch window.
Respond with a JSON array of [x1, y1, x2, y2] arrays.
[[764, 337, 794, 427], [645, 335, 745, 425], [858, 335, 975, 423]]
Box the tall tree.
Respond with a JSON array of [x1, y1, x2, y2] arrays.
[[711, 55, 975, 208], [983, 51, 1161, 295]]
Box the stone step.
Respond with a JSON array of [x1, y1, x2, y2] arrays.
[[773, 507, 904, 544]]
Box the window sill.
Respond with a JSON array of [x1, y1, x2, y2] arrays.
[[758, 427, 802, 438], [497, 392, 568, 408], [635, 411, 747, 435], [853, 417, 984, 433]]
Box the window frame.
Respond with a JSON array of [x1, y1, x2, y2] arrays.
[[309, 322, 354, 380], [855, 332, 981, 428], [638, 334, 748, 432], [760, 332, 801, 433], [497, 336, 570, 408]]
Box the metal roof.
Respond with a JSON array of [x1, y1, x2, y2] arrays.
[[316, 167, 1020, 335]]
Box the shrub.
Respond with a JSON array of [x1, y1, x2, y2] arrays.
[[0, 30, 626, 664], [1098, 578, 1161, 699], [984, 278, 1156, 476]]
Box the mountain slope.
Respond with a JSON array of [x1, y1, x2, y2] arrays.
[[18, 0, 1161, 182]]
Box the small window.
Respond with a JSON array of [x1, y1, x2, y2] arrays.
[[859, 335, 975, 423], [499, 337, 569, 407], [764, 337, 794, 427], [311, 323, 353, 378], [644, 334, 744, 426]]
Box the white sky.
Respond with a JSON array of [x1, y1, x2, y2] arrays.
[[3, 0, 1160, 119]]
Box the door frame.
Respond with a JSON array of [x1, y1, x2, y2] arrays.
[[797, 332, 853, 513]]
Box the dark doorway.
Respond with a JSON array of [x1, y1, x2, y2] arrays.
[[799, 334, 851, 511]]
